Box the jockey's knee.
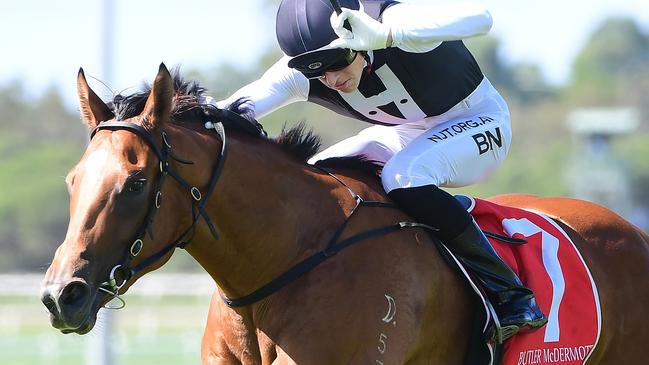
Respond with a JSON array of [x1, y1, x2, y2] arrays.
[[381, 157, 447, 194], [310, 136, 395, 165], [360, 140, 396, 164]]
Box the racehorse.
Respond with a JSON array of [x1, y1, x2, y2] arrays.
[[41, 65, 649, 364]]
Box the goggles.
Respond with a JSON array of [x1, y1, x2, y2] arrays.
[[288, 48, 358, 79]]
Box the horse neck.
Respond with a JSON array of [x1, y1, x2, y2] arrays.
[[181, 131, 354, 298]]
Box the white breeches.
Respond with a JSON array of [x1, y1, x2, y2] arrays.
[[308, 78, 512, 192]]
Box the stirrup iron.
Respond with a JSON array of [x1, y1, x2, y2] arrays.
[[485, 299, 519, 344]]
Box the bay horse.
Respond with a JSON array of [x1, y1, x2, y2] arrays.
[[41, 64, 649, 364]]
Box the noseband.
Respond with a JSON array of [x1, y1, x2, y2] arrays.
[[90, 118, 228, 309]]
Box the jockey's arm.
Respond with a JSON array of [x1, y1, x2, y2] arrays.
[[383, 2, 493, 53], [208, 56, 309, 119], [330, 2, 492, 53]]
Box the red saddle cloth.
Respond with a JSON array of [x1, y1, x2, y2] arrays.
[[467, 197, 601, 365]]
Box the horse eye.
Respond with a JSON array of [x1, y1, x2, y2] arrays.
[[126, 179, 147, 194]]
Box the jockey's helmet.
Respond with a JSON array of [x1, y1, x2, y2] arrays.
[[276, 0, 361, 78]]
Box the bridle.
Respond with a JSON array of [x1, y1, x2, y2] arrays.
[[90, 113, 229, 309]]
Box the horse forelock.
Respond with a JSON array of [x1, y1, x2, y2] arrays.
[[109, 68, 207, 123]]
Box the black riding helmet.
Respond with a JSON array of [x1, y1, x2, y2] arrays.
[[276, 0, 362, 78]]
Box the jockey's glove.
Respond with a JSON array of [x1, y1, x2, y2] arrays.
[[329, 8, 395, 51]]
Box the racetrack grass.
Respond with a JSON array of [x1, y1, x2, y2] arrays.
[[1, 294, 212, 365]]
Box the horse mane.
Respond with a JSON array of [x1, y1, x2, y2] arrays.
[[274, 123, 382, 177], [108, 69, 382, 178]]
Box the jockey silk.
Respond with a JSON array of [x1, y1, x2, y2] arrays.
[[215, 0, 508, 191]]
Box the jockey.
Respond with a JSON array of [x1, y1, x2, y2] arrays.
[[209, 0, 547, 340]]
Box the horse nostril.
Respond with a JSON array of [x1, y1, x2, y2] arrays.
[[59, 281, 90, 309], [41, 291, 58, 316]]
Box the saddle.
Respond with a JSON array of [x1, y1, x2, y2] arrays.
[[449, 195, 600, 365]]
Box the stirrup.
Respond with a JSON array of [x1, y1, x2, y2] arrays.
[[485, 300, 519, 344]]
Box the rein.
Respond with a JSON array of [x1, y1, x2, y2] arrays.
[[218, 171, 524, 308], [219, 167, 438, 308], [90, 111, 521, 310], [91, 119, 227, 309]]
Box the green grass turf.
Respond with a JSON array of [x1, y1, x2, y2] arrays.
[[0, 294, 211, 365]]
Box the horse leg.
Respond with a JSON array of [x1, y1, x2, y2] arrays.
[[202, 291, 277, 365]]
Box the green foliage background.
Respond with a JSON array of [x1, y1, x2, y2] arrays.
[[1, 16, 648, 272]]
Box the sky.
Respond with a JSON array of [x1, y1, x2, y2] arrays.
[[2, 0, 649, 109]]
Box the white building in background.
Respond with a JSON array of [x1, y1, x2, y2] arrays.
[[566, 108, 640, 220]]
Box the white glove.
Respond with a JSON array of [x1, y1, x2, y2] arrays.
[[329, 8, 392, 51]]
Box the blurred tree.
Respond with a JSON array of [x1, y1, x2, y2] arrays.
[[569, 17, 649, 106], [466, 37, 555, 104], [0, 85, 85, 272], [565, 16, 649, 229]]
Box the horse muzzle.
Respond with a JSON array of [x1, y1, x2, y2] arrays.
[[40, 278, 97, 334]]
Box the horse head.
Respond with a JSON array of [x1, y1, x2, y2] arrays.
[[40, 64, 204, 334], [40, 63, 361, 337]]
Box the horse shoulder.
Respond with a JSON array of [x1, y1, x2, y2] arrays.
[[285, 170, 472, 363]]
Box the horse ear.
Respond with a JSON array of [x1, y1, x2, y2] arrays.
[[76, 68, 114, 129], [141, 63, 173, 128]]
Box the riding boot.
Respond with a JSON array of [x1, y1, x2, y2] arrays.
[[388, 185, 547, 342], [450, 220, 548, 340]]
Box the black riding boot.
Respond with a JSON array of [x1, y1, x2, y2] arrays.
[[451, 220, 548, 340], [388, 185, 547, 342]]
